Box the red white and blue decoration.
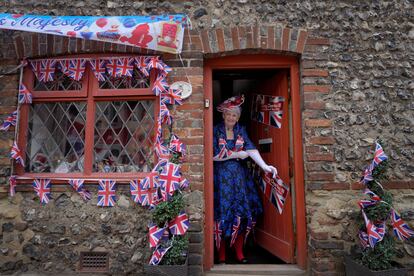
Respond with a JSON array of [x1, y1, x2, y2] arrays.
[[259, 172, 290, 214], [18, 84, 32, 104], [148, 223, 166, 248], [9, 176, 16, 197], [230, 216, 241, 247], [251, 94, 284, 129], [169, 134, 186, 156], [97, 179, 116, 207], [10, 141, 25, 167], [158, 162, 181, 201], [149, 245, 172, 265], [214, 220, 222, 250], [168, 211, 189, 235], [359, 142, 388, 185], [32, 179, 51, 205], [0, 14, 189, 54], [0, 110, 17, 131], [390, 209, 414, 241], [68, 179, 91, 201], [161, 88, 183, 105]]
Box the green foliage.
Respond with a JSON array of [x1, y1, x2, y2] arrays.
[[159, 235, 189, 265], [355, 142, 400, 271], [152, 193, 184, 227]]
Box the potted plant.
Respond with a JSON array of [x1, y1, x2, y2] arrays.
[[345, 142, 412, 275]]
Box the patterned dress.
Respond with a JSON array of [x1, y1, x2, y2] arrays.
[[213, 122, 263, 245]]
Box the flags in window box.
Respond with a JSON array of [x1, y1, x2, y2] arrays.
[[97, 179, 116, 207], [90, 59, 107, 81], [158, 162, 181, 201], [148, 223, 166, 248], [10, 141, 25, 167], [9, 175, 16, 197], [149, 245, 172, 265], [362, 210, 385, 248], [68, 179, 91, 201], [161, 88, 182, 105], [0, 110, 17, 131], [18, 84, 32, 104], [358, 230, 370, 248], [33, 179, 51, 205], [168, 211, 189, 235], [152, 74, 169, 96], [390, 209, 414, 241]]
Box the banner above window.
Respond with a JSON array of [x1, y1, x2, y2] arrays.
[[0, 13, 189, 54]]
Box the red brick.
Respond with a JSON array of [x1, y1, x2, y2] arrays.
[[304, 85, 331, 93], [0, 106, 17, 115], [308, 173, 334, 181], [309, 137, 335, 145], [182, 137, 204, 145], [306, 145, 321, 153], [267, 26, 275, 49], [281, 28, 291, 51], [323, 182, 349, 190], [231, 27, 240, 50], [383, 181, 410, 189], [306, 37, 331, 45], [200, 30, 211, 53], [189, 129, 204, 136], [296, 30, 308, 53], [306, 163, 323, 172], [215, 29, 225, 52], [32, 33, 39, 57], [305, 101, 326, 110], [303, 69, 329, 77], [351, 182, 364, 190], [305, 119, 332, 127], [310, 230, 329, 240], [307, 153, 334, 161], [313, 261, 335, 272]]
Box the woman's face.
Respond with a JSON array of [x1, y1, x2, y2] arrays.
[[223, 110, 239, 129]]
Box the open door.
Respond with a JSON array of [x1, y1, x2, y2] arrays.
[[248, 70, 294, 263]]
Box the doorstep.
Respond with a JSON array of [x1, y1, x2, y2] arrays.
[[204, 264, 307, 276]]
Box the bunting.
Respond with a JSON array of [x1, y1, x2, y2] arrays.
[[32, 179, 51, 205], [18, 84, 32, 104], [0, 111, 17, 131]]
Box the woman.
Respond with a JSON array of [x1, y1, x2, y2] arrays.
[[213, 95, 277, 263]]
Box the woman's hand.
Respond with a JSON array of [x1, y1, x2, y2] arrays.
[[263, 165, 278, 178]]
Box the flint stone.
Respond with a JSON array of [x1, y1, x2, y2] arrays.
[[2, 222, 14, 232]]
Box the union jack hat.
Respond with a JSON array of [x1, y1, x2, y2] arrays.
[[217, 95, 245, 113]]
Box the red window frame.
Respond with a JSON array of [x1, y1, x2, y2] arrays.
[[16, 54, 160, 184]]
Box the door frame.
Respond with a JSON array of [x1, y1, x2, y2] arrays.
[[203, 54, 307, 270]]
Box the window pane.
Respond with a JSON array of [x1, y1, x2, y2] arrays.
[[98, 68, 150, 89], [94, 101, 155, 173], [33, 70, 83, 91], [26, 102, 86, 173]]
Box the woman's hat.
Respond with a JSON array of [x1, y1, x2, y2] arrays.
[[217, 95, 245, 112]]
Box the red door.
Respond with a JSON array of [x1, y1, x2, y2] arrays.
[[248, 70, 294, 263]]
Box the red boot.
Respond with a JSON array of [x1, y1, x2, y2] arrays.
[[218, 239, 226, 264], [234, 234, 248, 264]]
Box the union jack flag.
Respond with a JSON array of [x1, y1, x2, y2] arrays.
[[130, 180, 144, 204], [148, 223, 166, 248], [169, 134, 186, 155], [161, 88, 182, 105], [245, 217, 253, 244], [32, 179, 51, 205], [168, 211, 190, 235], [214, 220, 222, 249], [390, 209, 414, 241], [358, 230, 370, 249], [147, 56, 165, 71], [18, 84, 32, 104], [152, 74, 169, 96], [358, 199, 378, 209], [259, 173, 273, 199], [179, 178, 189, 190], [89, 59, 107, 81], [59, 60, 70, 75], [114, 57, 135, 77], [360, 164, 374, 185], [135, 56, 149, 77], [69, 179, 91, 201], [142, 185, 159, 207], [154, 141, 171, 160], [0, 111, 17, 131], [362, 210, 385, 248], [149, 245, 172, 265], [270, 174, 290, 214], [363, 188, 381, 201], [30, 61, 43, 82], [234, 135, 244, 152], [230, 216, 241, 247], [97, 180, 116, 207], [159, 162, 181, 200], [256, 95, 284, 128], [106, 59, 119, 78], [66, 59, 86, 81], [160, 102, 172, 125], [152, 159, 168, 174], [141, 172, 160, 189], [9, 175, 16, 197], [217, 138, 232, 159], [39, 60, 57, 82], [10, 141, 24, 167], [372, 142, 388, 167]]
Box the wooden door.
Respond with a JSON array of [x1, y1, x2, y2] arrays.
[[248, 70, 294, 263]]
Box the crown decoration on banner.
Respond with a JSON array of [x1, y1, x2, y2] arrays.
[[357, 142, 414, 249]]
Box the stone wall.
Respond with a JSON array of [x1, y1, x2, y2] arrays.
[[0, 1, 413, 275]]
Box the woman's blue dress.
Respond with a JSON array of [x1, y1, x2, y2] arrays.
[[213, 122, 263, 241]]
